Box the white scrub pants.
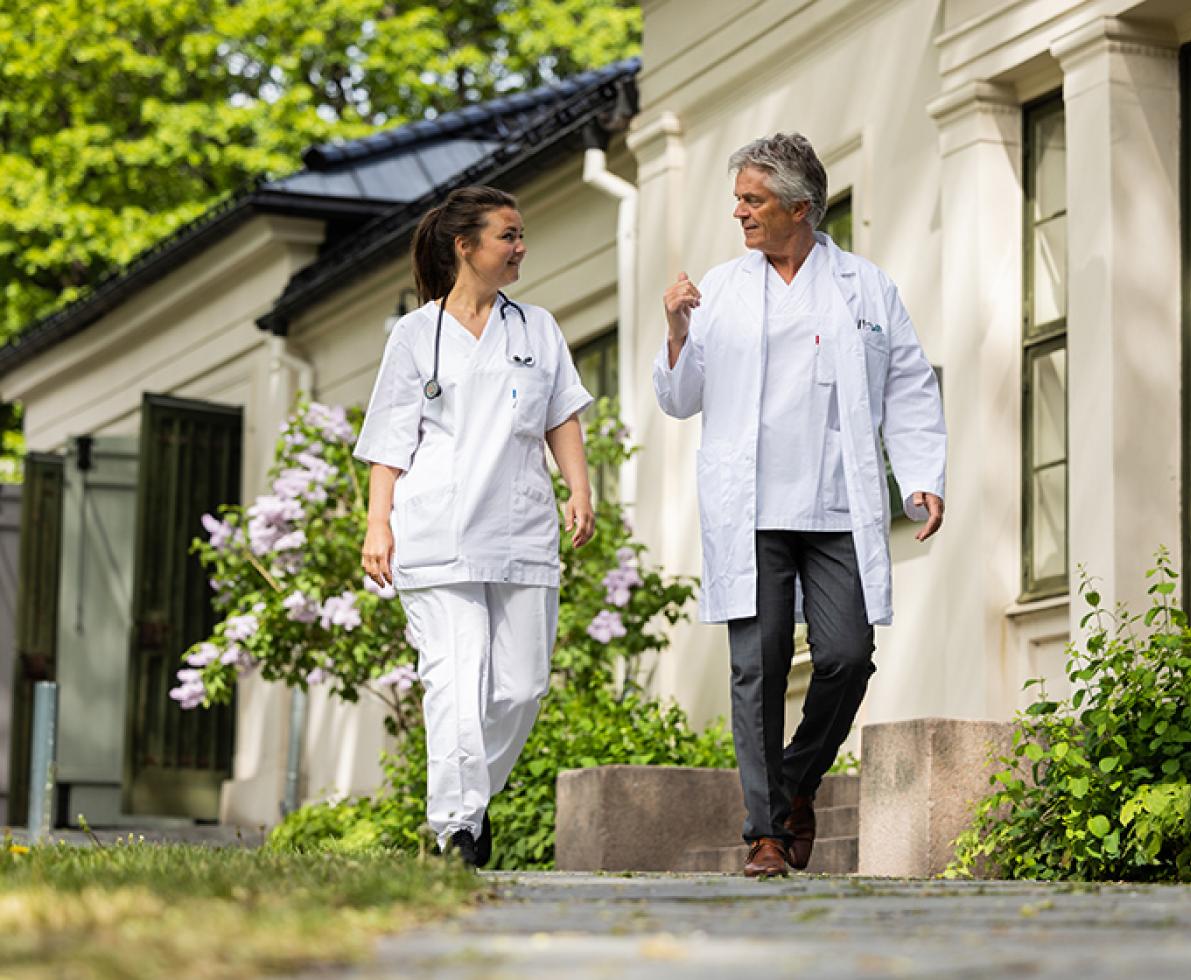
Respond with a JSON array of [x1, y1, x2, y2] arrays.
[[399, 582, 558, 847]]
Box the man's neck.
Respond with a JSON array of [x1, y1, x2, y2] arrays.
[[765, 231, 816, 285]]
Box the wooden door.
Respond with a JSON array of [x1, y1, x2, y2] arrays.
[[124, 395, 241, 818]]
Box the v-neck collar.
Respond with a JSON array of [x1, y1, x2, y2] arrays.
[[434, 301, 498, 346]]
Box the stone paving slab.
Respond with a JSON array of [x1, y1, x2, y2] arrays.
[[359, 872, 1191, 979]]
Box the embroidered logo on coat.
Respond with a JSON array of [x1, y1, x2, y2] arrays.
[[857, 318, 883, 333]]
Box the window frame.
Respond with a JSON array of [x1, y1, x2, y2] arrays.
[[1021, 92, 1069, 600]]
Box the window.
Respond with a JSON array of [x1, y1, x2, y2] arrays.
[[1022, 94, 1068, 597], [573, 328, 619, 501], [822, 194, 852, 251]]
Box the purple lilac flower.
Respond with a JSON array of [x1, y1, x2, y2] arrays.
[[295, 451, 336, 485], [320, 592, 362, 631], [283, 591, 320, 624], [169, 669, 206, 709], [587, 609, 626, 644], [220, 644, 245, 666], [616, 546, 636, 568], [305, 403, 355, 443], [201, 513, 234, 550], [224, 614, 259, 643], [246, 494, 306, 556], [363, 575, 397, 599], [306, 667, 328, 685], [186, 643, 220, 667], [603, 566, 643, 607], [275, 529, 306, 552], [374, 664, 418, 693], [273, 469, 312, 500]]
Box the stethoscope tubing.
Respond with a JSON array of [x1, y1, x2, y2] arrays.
[[424, 291, 531, 400]]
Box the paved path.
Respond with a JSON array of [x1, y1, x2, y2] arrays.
[[362, 872, 1191, 978]]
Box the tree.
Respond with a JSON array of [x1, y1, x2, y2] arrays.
[[0, 0, 641, 347]]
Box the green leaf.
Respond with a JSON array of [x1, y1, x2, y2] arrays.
[[1023, 743, 1045, 763], [1087, 815, 1111, 838], [1098, 756, 1119, 773], [1068, 776, 1090, 799]]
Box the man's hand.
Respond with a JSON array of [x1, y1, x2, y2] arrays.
[[663, 272, 701, 368], [913, 492, 944, 542]]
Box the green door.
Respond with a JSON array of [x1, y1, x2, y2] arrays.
[[124, 395, 241, 818], [8, 453, 65, 826]]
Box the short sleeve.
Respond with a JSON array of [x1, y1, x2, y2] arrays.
[[545, 315, 594, 431], [353, 322, 424, 471]]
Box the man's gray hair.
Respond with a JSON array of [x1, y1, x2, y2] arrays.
[[729, 133, 828, 229]]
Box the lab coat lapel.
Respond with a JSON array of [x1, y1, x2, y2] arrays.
[[732, 250, 767, 333]]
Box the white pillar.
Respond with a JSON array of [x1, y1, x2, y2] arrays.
[[926, 82, 1024, 718], [1052, 18, 1181, 635]]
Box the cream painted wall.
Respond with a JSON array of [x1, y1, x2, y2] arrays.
[[632, 0, 1189, 739]]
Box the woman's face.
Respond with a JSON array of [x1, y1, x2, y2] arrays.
[[458, 207, 526, 289]]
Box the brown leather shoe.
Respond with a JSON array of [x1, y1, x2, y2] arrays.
[[743, 837, 790, 878], [784, 794, 816, 870]]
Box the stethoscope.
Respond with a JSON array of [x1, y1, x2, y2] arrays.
[[424, 291, 533, 400]]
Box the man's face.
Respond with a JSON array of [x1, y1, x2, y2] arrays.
[[733, 166, 808, 254]]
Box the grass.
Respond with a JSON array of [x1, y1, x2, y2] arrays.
[[0, 834, 482, 978]]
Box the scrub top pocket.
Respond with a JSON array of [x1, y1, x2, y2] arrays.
[[510, 373, 551, 438], [395, 484, 459, 569]]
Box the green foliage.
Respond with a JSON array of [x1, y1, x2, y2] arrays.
[[272, 684, 735, 870], [265, 399, 735, 868], [182, 400, 421, 731], [0, 0, 641, 346], [949, 548, 1191, 882]]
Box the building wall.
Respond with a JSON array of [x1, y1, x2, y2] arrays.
[[628, 0, 1189, 735]]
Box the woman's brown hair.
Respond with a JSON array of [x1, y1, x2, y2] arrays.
[[411, 185, 518, 303]]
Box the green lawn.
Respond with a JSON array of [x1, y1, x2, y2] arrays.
[[0, 835, 482, 977]]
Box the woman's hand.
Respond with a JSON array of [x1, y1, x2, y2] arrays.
[[362, 519, 395, 587], [564, 490, 596, 548]]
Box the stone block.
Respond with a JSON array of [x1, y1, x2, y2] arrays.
[[858, 717, 1014, 878], [556, 766, 861, 873], [555, 765, 745, 872]]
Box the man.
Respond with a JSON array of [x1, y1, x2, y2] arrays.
[[653, 133, 946, 878]]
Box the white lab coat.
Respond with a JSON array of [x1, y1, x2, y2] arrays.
[[355, 299, 593, 589], [653, 233, 946, 625]]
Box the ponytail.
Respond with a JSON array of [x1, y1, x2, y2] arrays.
[[409, 186, 519, 303]]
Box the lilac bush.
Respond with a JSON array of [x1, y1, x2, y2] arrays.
[[176, 400, 421, 733]]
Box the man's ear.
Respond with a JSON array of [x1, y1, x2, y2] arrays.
[[792, 200, 811, 223]]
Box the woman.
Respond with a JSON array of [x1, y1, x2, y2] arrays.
[[355, 185, 595, 867]]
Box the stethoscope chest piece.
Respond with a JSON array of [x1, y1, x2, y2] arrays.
[[424, 378, 443, 400]]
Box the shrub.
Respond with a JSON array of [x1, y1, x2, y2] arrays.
[[949, 548, 1191, 881], [183, 396, 734, 867]]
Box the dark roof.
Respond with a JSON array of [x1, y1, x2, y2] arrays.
[[0, 57, 640, 378], [258, 58, 640, 334]]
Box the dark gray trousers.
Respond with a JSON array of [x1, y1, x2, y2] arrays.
[[727, 530, 875, 842]]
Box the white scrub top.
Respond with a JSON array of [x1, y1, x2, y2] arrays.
[[354, 298, 592, 590], [756, 242, 850, 531]]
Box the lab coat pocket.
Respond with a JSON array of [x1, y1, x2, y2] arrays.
[[860, 330, 890, 397], [396, 484, 459, 568], [814, 339, 837, 386], [821, 430, 848, 513], [511, 374, 551, 438], [512, 480, 559, 558]]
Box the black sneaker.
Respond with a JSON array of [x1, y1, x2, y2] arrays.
[[449, 828, 479, 867], [475, 812, 492, 868]]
